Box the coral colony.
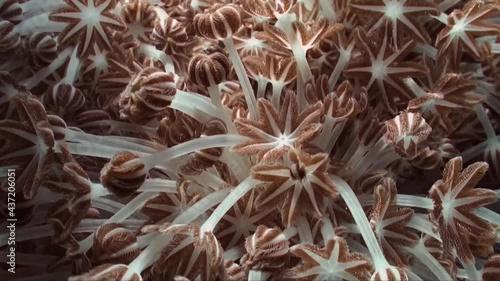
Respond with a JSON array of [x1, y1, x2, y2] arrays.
[[1, 0, 500, 280]]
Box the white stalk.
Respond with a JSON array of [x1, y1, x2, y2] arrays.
[[320, 216, 336, 241], [57, 142, 150, 159], [208, 84, 239, 134], [490, 43, 500, 54], [330, 175, 390, 270], [15, 12, 65, 35], [295, 216, 313, 243], [20, 0, 66, 19], [460, 258, 481, 281], [142, 134, 249, 170], [257, 78, 268, 99], [63, 129, 161, 154], [328, 45, 355, 92], [474, 105, 497, 140], [172, 89, 237, 133], [405, 244, 453, 281], [59, 46, 80, 85], [200, 177, 259, 235], [319, 0, 338, 22], [222, 38, 259, 120], [125, 188, 232, 276], [79, 192, 159, 253], [223, 246, 245, 261], [249, 270, 270, 281], [138, 44, 175, 73], [22, 47, 73, 89], [282, 226, 298, 239], [271, 82, 285, 108]]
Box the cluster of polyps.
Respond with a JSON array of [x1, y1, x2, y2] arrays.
[[0, 0, 499, 280]]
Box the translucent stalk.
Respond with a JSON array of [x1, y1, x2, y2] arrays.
[[79, 119, 157, 135], [223, 246, 245, 261], [407, 216, 441, 241], [474, 207, 500, 228], [295, 216, 313, 243], [222, 38, 258, 120], [105, 193, 158, 224], [126, 188, 232, 275], [491, 43, 500, 54], [257, 78, 268, 99], [357, 194, 433, 210], [20, 0, 66, 19], [320, 216, 336, 241], [461, 258, 481, 281], [404, 78, 427, 98], [330, 175, 390, 270], [141, 134, 249, 170], [282, 226, 298, 239], [460, 140, 490, 162], [186, 171, 227, 193], [169, 189, 230, 227], [208, 84, 238, 134], [352, 139, 397, 178], [347, 238, 369, 255], [200, 177, 259, 235], [126, 232, 173, 276], [59, 46, 80, 85], [406, 244, 453, 281], [296, 73, 307, 111], [289, 37, 312, 81], [412, 44, 438, 60], [207, 84, 222, 106], [74, 219, 147, 233], [474, 105, 497, 140], [219, 149, 250, 182], [58, 142, 149, 159], [279, 18, 313, 84], [92, 197, 133, 216], [170, 91, 216, 123], [271, 82, 285, 109], [437, 0, 461, 14], [138, 44, 175, 72], [249, 270, 270, 281], [411, 261, 438, 280], [319, 0, 338, 22], [171, 89, 237, 133], [405, 270, 424, 281], [485, 94, 500, 116], [337, 130, 361, 160], [345, 217, 438, 242], [15, 12, 65, 35], [21, 47, 73, 89], [90, 179, 176, 199], [328, 46, 354, 92], [79, 192, 159, 253], [64, 128, 161, 153], [457, 268, 468, 279], [314, 117, 346, 153]]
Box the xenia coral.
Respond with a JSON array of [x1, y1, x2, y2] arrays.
[[0, 0, 500, 280]]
